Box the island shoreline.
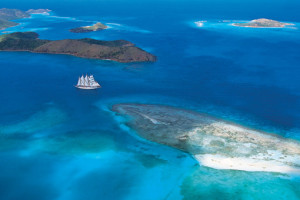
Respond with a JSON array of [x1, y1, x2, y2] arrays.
[[0, 49, 155, 63]]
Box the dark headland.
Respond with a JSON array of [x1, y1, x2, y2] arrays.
[[0, 32, 156, 63]]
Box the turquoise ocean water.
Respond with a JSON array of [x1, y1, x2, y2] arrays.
[[0, 0, 300, 199]]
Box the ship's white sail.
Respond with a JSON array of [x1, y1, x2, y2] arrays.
[[77, 77, 81, 85], [80, 75, 85, 85], [88, 75, 101, 87], [76, 74, 101, 89], [84, 75, 89, 86], [92, 81, 101, 87], [89, 75, 95, 82]]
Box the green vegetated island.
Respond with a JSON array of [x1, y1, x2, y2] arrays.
[[0, 8, 51, 30], [232, 18, 294, 28], [112, 104, 300, 174], [70, 22, 108, 33], [0, 32, 156, 62]]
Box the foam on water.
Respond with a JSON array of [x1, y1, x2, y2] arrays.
[[106, 22, 151, 33]]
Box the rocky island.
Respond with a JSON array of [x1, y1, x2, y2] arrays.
[[112, 104, 300, 174], [26, 9, 51, 14], [232, 18, 294, 28], [70, 22, 108, 33], [0, 32, 156, 63]]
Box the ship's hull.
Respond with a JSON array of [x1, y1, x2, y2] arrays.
[[75, 85, 101, 90]]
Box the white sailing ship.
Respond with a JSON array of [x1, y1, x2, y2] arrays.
[[75, 74, 101, 89]]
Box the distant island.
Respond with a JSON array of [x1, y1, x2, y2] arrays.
[[0, 8, 30, 21], [0, 8, 50, 30], [26, 9, 51, 14], [70, 22, 108, 33], [0, 32, 156, 63], [232, 18, 294, 28]]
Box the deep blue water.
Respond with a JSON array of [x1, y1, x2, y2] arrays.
[[0, 0, 300, 199]]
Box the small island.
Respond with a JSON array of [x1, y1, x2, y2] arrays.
[[0, 32, 156, 63], [26, 9, 51, 14], [232, 18, 294, 28], [70, 22, 108, 33], [113, 104, 300, 174]]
